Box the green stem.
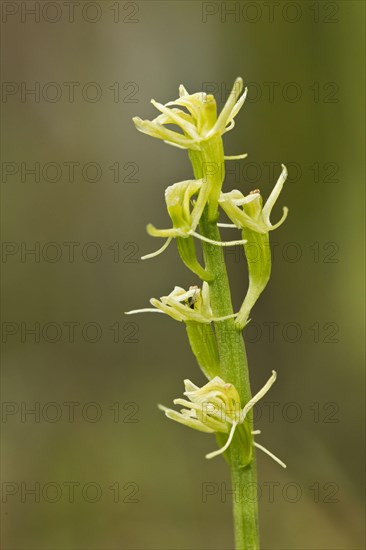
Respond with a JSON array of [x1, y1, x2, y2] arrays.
[[189, 145, 259, 550], [231, 461, 259, 550]]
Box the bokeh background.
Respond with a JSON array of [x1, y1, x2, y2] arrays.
[[1, 1, 365, 549]]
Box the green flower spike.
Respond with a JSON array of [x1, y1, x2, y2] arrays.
[[158, 370, 286, 467], [129, 76, 290, 548], [142, 179, 248, 278], [125, 283, 238, 324]]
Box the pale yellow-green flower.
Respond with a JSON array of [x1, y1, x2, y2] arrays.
[[159, 370, 286, 466], [142, 179, 247, 262], [125, 283, 238, 324], [133, 77, 248, 153], [219, 164, 288, 234]]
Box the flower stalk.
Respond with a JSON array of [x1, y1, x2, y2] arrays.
[[127, 77, 288, 549]]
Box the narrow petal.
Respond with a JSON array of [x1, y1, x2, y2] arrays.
[[224, 153, 248, 160], [262, 164, 288, 226], [154, 109, 194, 126], [133, 117, 197, 149], [201, 281, 212, 318], [173, 399, 228, 432], [166, 94, 204, 123], [190, 185, 211, 230], [125, 308, 163, 315], [230, 193, 260, 207], [151, 99, 199, 139], [269, 206, 289, 231], [219, 201, 264, 233], [211, 313, 238, 322], [162, 407, 215, 433], [189, 230, 247, 247], [222, 119, 236, 135], [163, 297, 210, 323], [206, 422, 238, 459], [210, 77, 243, 136], [254, 442, 287, 469], [179, 84, 189, 97], [183, 379, 200, 392], [183, 179, 201, 221], [219, 189, 245, 203], [149, 299, 184, 322], [141, 237, 173, 260], [164, 139, 198, 151], [242, 371, 277, 420], [227, 86, 248, 124]]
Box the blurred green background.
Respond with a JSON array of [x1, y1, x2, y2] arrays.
[[1, 1, 365, 549]]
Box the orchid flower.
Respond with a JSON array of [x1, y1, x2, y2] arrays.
[[158, 370, 286, 467], [217, 164, 289, 329], [133, 77, 248, 153], [142, 178, 248, 262], [125, 282, 238, 324], [219, 164, 289, 234]]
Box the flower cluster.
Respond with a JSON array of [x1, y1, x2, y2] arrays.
[[132, 75, 288, 263]]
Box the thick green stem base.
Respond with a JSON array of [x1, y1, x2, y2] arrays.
[[231, 461, 259, 550]]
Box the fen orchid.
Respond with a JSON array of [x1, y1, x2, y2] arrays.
[[128, 77, 290, 549]]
